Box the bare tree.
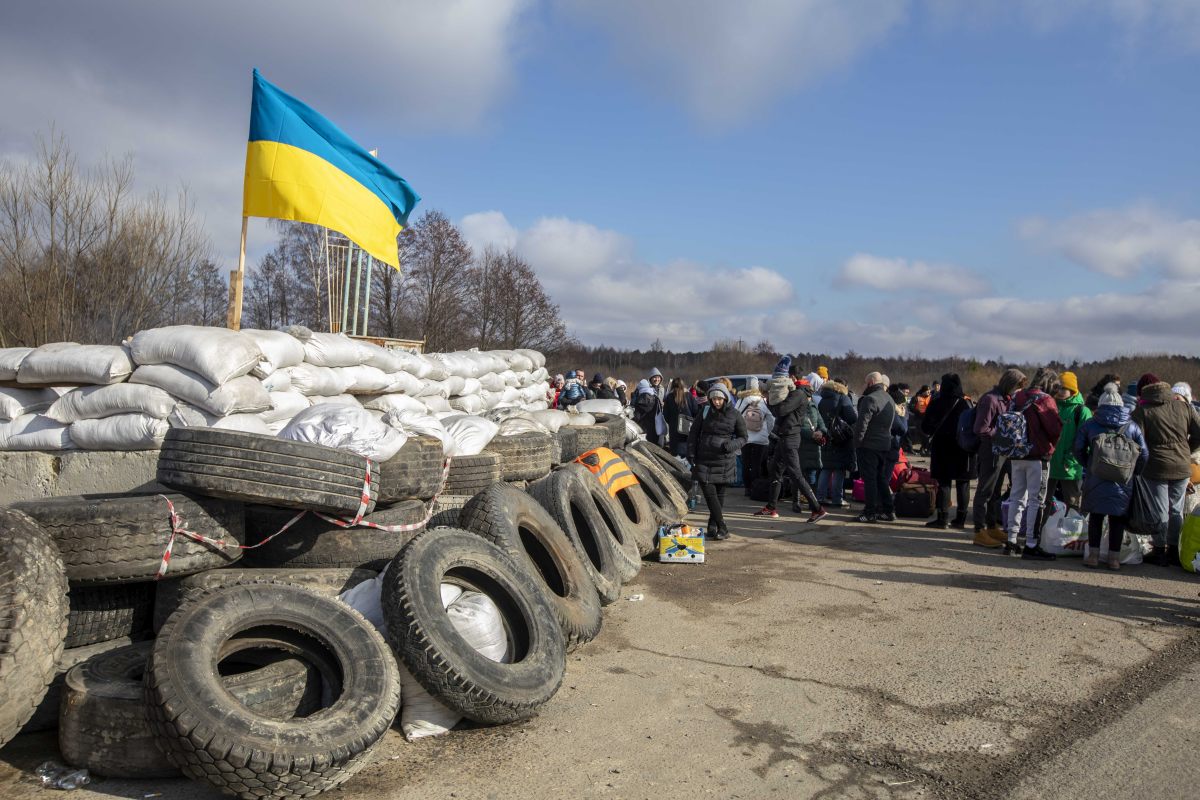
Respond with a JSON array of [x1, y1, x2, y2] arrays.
[[467, 247, 569, 353], [370, 257, 416, 339], [402, 210, 473, 351]]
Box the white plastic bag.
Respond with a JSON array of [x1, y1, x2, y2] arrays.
[[576, 399, 622, 416], [242, 329, 306, 372], [130, 365, 271, 416], [442, 415, 499, 457], [18, 343, 134, 385], [0, 347, 32, 381], [284, 364, 349, 397], [0, 414, 75, 450], [129, 326, 261, 385], [278, 404, 407, 462], [1040, 501, 1087, 556], [302, 333, 370, 368], [0, 387, 59, 421], [1084, 531, 1149, 565], [69, 413, 168, 450], [45, 384, 176, 423]]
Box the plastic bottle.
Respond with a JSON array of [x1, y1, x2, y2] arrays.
[[35, 762, 91, 790]]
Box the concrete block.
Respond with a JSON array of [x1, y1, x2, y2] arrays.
[[0, 450, 165, 504]]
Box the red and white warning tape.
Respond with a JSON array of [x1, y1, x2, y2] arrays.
[[155, 455, 453, 580]]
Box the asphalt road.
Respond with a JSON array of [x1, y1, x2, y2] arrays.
[[3, 482, 1198, 799]]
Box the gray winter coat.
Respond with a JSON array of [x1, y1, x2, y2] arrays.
[[854, 384, 894, 452]]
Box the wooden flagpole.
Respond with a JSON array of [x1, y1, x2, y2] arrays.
[[227, 216, 248, 330]]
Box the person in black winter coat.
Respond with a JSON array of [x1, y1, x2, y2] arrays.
[[921, 372, 974, 528], [664, 377, 699, 458], [754, 373, 827, 523], [687, 384, 747, 541], [817, 379, 857, 507], [631, 379, 664, 445], [853, 372, 896, 523], [592, 373, 618, 401]]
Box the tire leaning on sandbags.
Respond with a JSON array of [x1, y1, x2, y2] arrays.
[[444, 452, 501, 495], [618, 448, 690, 527], [157, 427, 379, 516], [65, 583, 154, 648], [152, 566, 378, 633], [557, 425, 610, 462], [484, 432, 555, 481], [591, 414, 628, 450], [377, 436, 446, 504], [146, 583, 400, 798], [631, 439, 692, 492], [459, 483, 602, 650], [60, 641, 326, 778], [241, 500, 426, 571], [527, 467, 624, 605], [13, 492, 244, 584], [0, 507, 69, 748], [381, 528, 566, 724], [572, 461, 653, 566]]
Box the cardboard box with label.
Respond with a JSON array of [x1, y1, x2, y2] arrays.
[[657, 524, 705, 564]]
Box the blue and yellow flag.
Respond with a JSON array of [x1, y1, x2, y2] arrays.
[[243, 69, 420, 268]]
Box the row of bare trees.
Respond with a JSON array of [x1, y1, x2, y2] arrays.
[[0, 132, 225, 347]]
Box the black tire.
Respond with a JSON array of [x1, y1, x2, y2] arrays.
[[571, 461, 652, 567], [428, 494, 473, 528], [619, 449, 690, 527], [445, 452, 501, 495], [22, 637, 134, 734], [0, 508, 69, 747], [153, 567, 378, 633], [459, 483, 601, 650], [527, 467, 622, 605], [484, 432, 555, 481], [381, 528, 565, 724], [242, 500, 426, 571], [146, 583, 400, 798], [557, 425, 610, 462], [13, 492, 244, 585], [592, 414, 628, 450], [632, 439, 692, 491], [66, 584, 154, 648], [61, 642, 325, 778], [158, 427, 379, 516], [377, 436, 445, 504]]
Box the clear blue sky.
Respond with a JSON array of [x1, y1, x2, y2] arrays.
[[2, 1, 1198, 359]]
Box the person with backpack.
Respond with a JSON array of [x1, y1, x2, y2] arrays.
[[664, 377, 698, 458], [1073, 383, 1149, 570], [852, 372, 896, 523], [921, 373, 974, 530], [631, 379, 665, 443], [736, 377, 773, 496], [1000, 368, 1064, 559], [969, 368, 1027, 544], [1131, 374, 1200, 566], [754, 357, 827, 522], [817, 378, 857, 508], [1046, 370, 1091, 516], [687, 384, 747, 542], [1084, 373, 1122, 412]]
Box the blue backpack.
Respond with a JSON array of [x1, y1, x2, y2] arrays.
[[956, 402, 980, 454], [992, 396, 1037, 458]]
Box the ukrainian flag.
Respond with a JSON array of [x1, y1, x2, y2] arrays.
[[243, 69, 420, 268]]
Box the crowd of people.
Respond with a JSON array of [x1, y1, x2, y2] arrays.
[[548, 360, 1200, 570]]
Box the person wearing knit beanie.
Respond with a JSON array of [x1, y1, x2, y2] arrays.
[[1060, 371, 1079, 396], [1098, 383, 1124, 407], [817, 366, 829, 380], [1048, 370, 1091, 519], [1136, 373, 1161, 397]]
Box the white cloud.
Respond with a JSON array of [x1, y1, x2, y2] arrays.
[[460, 211, 519, 255], [925, 0, 1200, 47], [1019, 205, 1200, 278], [835, 253, 990, 294], [556, 0, 908, 126]]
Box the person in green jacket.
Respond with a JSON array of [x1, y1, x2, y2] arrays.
[[796, 389, 828, 512], [1046, 370, 1091, 514]]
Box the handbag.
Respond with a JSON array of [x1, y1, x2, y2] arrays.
[[676, 414, 692, 435]]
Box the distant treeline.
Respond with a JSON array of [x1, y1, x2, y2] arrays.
[[550, 342, 1200, 398]]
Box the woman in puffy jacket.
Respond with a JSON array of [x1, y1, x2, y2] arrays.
[[816, 379, 857, 508], [921, 373, 973, 529], [1073, 383, 1149, 570], [663, 377, 698, 458], [736, 377, 774, 495], [687, 384, 747, 541]]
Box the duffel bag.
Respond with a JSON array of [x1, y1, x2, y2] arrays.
[[895, 483, 936, 518]]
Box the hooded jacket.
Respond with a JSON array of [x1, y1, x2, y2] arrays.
[[648, 368, 665, 401], [818, 381, 858, 470], [1131, 382, 1200, 480], [687, 386, 747, 484], [767, 382, 810, 443], [1073, 402, 1149, 516], [853, 383, 894, 452], [1010, 388, 1063, 460], [921, 377, 972, 483], [632, 379, 663, 438], [798, 398, 828, 471], [1049, 391, 1091, 481]]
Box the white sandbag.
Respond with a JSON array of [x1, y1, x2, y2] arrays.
[[421, 395, 452, 413], [443, 415, 498, 457], [394, 350, 433, 379], [0, 414, 74, 450], [449, 394, 487, 414], [500, 386, 522, 404], [308, 394, 360, 407], [279, 404, 407, 462], [532, 367, 549, 382], [358, 341, 404, 373], [480, 391, 503, 410], [303, 332, 370, 368], [529, 409, 571, 433], [383, 371, 423, 396], [362, 393, 428, 415], [477, 372, 505, 393], [565, 411, 596, 427], [69, 413, 168, 450], [242, 329, 306, 372], [416, 379, 451, 399], [524, 400, 550, 412], [510, 354, 535, 372], [167, 404, 217, 428], [0, 347, 32, 381], [0, 387, 59, 421], [45, 384, 176, 423], [129, 326, 261, 385], [499, 370, 521, 388], [18, 343, 134, 385], [383, 410, 454, 455], [264, 417, 295, 436], [515, 349, 546, 369], [212, 414, 272, 435], [284, 364, 348, 397], [443, 375, 467, 396], [624, 417, 643, 445], [495, 417, 550, 436], [130, 365, 271, 416], [428, 353, 476, 379], [462, 378, 483, 397], [284, 324, 313, 343], [576, 399, 623, 416], [336, 365, 392, 395], [259, 370, 293, 393], [259, 392, 312, 424]]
